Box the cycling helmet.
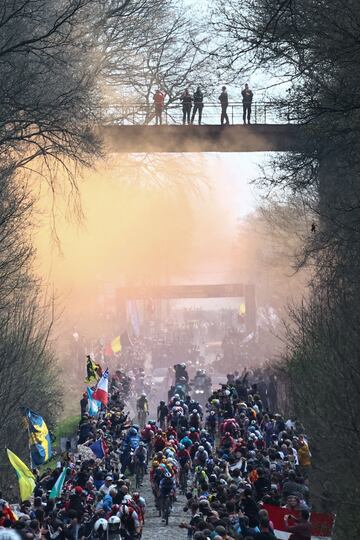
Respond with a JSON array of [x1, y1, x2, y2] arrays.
[[94, 518, 108, 532], [192, 409, 198, 414], [0, 532, 21, 540], [198, 446, 205, 452], [129, 427, 137, 436], [178, 444, 185, 451], [141, 392, 147, 397], [165, 471, 172, 478], [108, 516, 121, 532]]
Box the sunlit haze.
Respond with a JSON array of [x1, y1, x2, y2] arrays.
[[34, 153, 264, 320]]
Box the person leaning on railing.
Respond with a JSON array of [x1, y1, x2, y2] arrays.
[[191, 86, 204, 125], [219, 86, 230, 126], [180, 88, 193, 125], [242, 83, 253, 125], [153, 89, 165, 125]]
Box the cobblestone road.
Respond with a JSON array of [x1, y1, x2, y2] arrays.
[[140, 474, 188, 540]]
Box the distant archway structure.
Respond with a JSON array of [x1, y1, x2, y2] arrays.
[[118, 283, 256, 333]]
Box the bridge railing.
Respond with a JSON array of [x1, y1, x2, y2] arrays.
[[100, 101, 297, 126]]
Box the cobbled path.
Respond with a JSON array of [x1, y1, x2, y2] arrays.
[[140, 474, 188, 540]]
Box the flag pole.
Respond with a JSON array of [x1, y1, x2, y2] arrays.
[[24, 412, 33, 471]]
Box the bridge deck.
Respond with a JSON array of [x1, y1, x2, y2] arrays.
[[100, 124, 300, 153]]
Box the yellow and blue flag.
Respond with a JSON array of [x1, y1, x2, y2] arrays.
[[25, 409, 52, 466], [85, 355, 102, 385], [7, 448, 35, 502]]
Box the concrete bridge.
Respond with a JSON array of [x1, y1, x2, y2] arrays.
[[101, 124, 301, 153]]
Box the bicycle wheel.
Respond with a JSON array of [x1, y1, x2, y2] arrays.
[[180, 468, 187, 494], [138, 463, 145, 486], [164, 497, 170, 525], [135, 466, 141, 489]]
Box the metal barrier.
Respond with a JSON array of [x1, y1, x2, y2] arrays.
[[100, 101, 296, 126]]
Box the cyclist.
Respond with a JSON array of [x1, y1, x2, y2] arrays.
[[141, 423, 154, 440], [132, 492, 146, 526], [157, 401, 168, 430], [134, 441, 147, 480], [189, 409, 201, 430], [194, 445, 208, 467], [136, 392, 149, 427], [117, 499, 141, 540], [189, 427, 200, 444], [188, 398, 203, 418], [177, 443, 192, 492], [179, 431, 193, 449], [121, 427, 140, 474], [174, 363, 189, 384], [170, 402, 184, 430], [206, 410, 217, 436], [159, 471, 176, 522]]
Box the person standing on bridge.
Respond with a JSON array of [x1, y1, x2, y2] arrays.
[[153, 89, 165, 125], [242, 83, 253, 124], [219, 86, 229, 126], [191, 86, 204, 125], [180, 88, 193, 125]]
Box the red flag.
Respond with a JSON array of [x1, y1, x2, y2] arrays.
[[92, 368, 109, 406], [262, 504, 334, 539]]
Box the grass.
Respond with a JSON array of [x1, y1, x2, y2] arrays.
[[54, 414, 80, 443]]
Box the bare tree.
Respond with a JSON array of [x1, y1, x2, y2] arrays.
[[0, 0, 214, 488], [0, 0, 106, 177], [100, 0, 218, 124], [213, 2, 360, 536]]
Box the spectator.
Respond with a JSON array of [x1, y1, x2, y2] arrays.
[[191, 86, 204, 125], [218, 86, 229, 126], [180, 89, 193, 125], [153, 89, 165, 125], [242, 83, 253, 124], [254, 516, 277, 539], [284, 509, 311, 540]]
